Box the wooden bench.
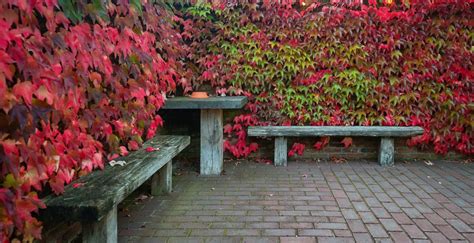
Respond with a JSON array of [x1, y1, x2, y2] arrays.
[[247, 126, 423, 167], [40, 135, 190, 243]]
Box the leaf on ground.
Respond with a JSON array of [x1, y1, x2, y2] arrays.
[[330, 156, 347, 164], [135, 194, 149, 202], [255, 158, 272, 165]]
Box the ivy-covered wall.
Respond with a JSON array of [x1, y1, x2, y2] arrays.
[[0, 1, 186, 241], [176, 1, 473, 159], [1, 0, 472, 241]]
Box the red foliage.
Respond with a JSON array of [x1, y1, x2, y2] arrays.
[[289, 143, 306, 157], [341, 137, 353, 148], [185, 1, 472, 158], [0, 0, 187, 241]]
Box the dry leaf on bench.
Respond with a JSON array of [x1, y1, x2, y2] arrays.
[[109, 160, 126, 166]]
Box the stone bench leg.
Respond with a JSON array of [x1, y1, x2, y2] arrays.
[[379, 137, 394, 167], [151, 160, 172, 195], [82, 206, 117, 243], [275, 137, 287, 167]]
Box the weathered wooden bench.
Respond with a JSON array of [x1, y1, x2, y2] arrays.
[[247, 126, 423, 167], [40, 135, 190, 243]]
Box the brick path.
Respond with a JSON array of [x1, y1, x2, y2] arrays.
[[118, 160, 474, 242]]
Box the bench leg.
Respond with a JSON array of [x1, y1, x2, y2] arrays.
[[275, 137, 287, 167], [82, 206, 117, 243], [151, 160, 172, 195], [200, 109, 224, 175], [379, 137, 394, 167]]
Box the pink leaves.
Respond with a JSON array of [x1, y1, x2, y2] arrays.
[[145, 147, 160, 152], [313, 137, 330, 150], [72, 183, 85, 188], [341, 137, 352, 148], [128, 140, 140, 151], [146, 115, 164, 140], [288, 143, 305, 157], [35, 85, 54, 105], [51, 63, 62, 76], [12, 81, 34, 105], [119, 146, 129, 156], [0, 1, 188, 240], [224, 124, 233, 135]]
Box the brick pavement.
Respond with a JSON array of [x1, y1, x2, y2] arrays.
[[118, 160, 474, 242]]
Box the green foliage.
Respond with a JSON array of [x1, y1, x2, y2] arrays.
[[180, 1, 473, 157]]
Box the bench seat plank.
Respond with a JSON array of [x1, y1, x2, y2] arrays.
[[41, 135, 190, 223], [248, 126, 424, 137], [162, 96, 248, 109]]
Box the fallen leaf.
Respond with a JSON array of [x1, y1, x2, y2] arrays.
[[73, 183, 85, 188], [109, 160, 126, 166], [135, 194, 149, 202], [146, 147, 160, 152], [330, 156, 347, 164]]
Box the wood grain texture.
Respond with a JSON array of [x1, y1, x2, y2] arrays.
[[248, 126, 424, 137], [274, 137, 287, 167], [379, 138, 395, 167], [162, 96, 247, 109], [200, 109, 223, 175], [82, 206, 117, 243], [40, 135, 190, 223], [151, 160, 172, 195]]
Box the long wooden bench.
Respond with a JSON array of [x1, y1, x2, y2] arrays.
[[247, 126, 423, 167], [40, 135, 190, 243]]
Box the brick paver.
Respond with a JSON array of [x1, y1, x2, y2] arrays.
[[118, 160, 474, 242]]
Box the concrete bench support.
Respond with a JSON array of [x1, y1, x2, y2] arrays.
[[275, 137, 287, 167], [378, 138, 395, 167], [82, 206, 117, 243], [151, 160, 172, 195]]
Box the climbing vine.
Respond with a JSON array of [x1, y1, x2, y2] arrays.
[[1, 0, 473, 241], [0, 0, 186, 241], [180, 1, 473, 158]]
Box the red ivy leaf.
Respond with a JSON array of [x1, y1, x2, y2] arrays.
[[12, 81, 34, 105], [35, 85, 54, 105], [128, 140, 140, 151], [73, 183, 85, 188], [145, 147, 159, 152], [288, 143, 305, 157], [119, 146, 129, 156], [224, 124, 233, 134], [341, 137, 353, 148]]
